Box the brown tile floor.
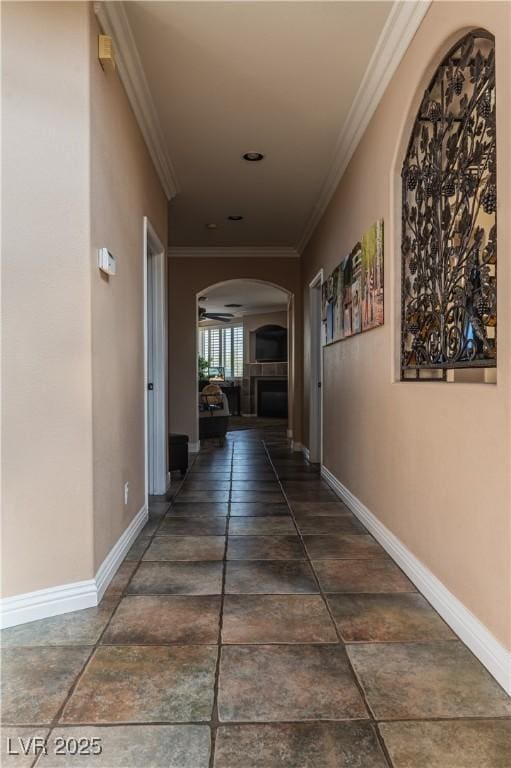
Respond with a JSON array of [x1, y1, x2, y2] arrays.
[[1, 423, 510, 767]]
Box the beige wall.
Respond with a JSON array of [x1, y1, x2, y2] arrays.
[[302, 2, 511, 648], [90, 10, 167, 570], [169, 260, 302, 443], [1, 2, 94, 596], [1, 2, 168, 597]]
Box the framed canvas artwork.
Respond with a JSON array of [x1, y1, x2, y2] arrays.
[[322, 219, 383, 345], [361, 219, 384, 332]]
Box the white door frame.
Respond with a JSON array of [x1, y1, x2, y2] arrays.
[[309, 269, 324, 464], [143, 217, 168, 501]]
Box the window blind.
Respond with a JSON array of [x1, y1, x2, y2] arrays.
[[199, 325, 244, 379]]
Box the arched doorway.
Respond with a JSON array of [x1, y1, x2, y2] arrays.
[[168, 254, 302, 451], [196, 279, 294, 445]]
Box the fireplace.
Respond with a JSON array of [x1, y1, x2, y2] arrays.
[[241, 362, 288, 415], [257, 379, 288, 418]]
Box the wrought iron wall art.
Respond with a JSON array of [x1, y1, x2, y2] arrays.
[[401, 30, 496, 380]]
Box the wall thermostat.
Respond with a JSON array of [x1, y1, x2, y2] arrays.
[[98, 248, 116, 275]]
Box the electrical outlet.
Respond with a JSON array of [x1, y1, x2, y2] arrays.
[[124, 482, 129, 505]]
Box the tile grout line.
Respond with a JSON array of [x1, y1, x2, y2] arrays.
[[262, 441, 396, 768], [208, 439, 234, 768], [31, 565, 148, 764], [8, 634, 467, 651], [17, 712, 511, 732], [30, 469, 190, 768], [16, 431, 510, 766]]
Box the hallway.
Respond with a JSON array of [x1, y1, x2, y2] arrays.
[[2, 3, 511, 766], [2, 428, 510, 767]]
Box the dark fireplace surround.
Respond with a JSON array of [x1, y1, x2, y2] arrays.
[[241, 362, 288, 416], [241, 322, 288, 417], [257, 378, 288, 418]]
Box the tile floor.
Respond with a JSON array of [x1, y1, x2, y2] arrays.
[[1, 424, 511, 767]]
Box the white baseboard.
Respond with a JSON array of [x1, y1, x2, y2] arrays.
[[95, 503, 148, 602], [290, 440, 309, 460], [1, 504, 148, 629], [0, 580, 97, 629], [321, 464, 511, 696], [188, 440, 201, 453], [241, 413, 257, 418]]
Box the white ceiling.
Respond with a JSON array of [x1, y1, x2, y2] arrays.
[[198, 280, 288, 318], [123, 1, 393, 247]]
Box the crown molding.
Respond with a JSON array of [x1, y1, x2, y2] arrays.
[[168, 246, 300, 259], [296, 0, 431, 254], [94, 1, 179, 199]]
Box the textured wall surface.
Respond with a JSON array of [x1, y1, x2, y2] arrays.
[[90, 10, 167, 570], [1, 2, 94, 595], [1, 2, 168, 595], [301, 2, 511, 648]]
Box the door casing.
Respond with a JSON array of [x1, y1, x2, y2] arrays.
[[143, 217, 168, 499], [309, 269, 324, 463]]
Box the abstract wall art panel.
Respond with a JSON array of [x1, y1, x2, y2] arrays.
[[322, 219, 384, 346], [361, 219, 384, 332]]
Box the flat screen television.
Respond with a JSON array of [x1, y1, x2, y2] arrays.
[[255, 325, 287, 362]]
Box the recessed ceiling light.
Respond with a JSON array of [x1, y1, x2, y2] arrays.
[[242, 151, 264, 162], [225, 303, 242, 308], [227, 215, 244, 221], [206, 223, 218, 229]]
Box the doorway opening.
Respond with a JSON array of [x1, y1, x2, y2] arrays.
[[195, 279, 293, 443], [144, 217, 168, 498], [309, 269, 324, 463]]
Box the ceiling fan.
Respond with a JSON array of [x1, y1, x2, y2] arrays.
[[198, 306, 234, 323]]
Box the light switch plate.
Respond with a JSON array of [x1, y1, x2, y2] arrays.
[[98, 247, 116, 275]]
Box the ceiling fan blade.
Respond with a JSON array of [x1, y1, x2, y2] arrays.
[[203, 312, 234, 320]]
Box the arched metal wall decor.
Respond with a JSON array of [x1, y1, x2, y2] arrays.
[[401, 30, 496, 380]]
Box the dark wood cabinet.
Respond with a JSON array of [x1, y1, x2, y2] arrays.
[[220, 385, 241, 416]]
